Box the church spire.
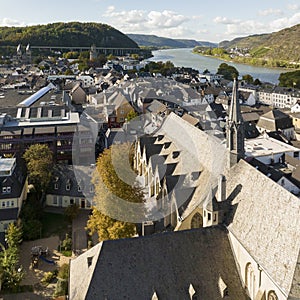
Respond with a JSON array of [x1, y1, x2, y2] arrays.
[[226, 78, 245, 168]]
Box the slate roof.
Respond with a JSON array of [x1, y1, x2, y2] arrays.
[[257, 109, 293, 131], [47, 164, 93, 199], [225, 159, 300, 297], [69, 227, 248, 300], [0, 159, 26, 199]]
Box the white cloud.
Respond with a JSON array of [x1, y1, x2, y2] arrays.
[[147, 10, 188, 28], [0, 18, 25, 26], [287, 4, 300, 10], [225, 20, 266, 36], [104, 7, 188, 29], [269, 12, 300, 31], [103, 6, 196, 38], [258, 8, 282, 16], [213, 16, 239, 25], [216, 10, 300, 40]]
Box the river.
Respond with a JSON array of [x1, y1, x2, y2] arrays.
[[148, 48, 285, 85]]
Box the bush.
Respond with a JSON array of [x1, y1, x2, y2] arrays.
[[57, 263, 69, 280], [41, 270, 58, 285]]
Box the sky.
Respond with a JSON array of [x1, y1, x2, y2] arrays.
[[0, 0, 300, 43]]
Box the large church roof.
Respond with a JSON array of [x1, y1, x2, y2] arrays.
[[226, 159, 300, 297], [69, 227, 248, 299]]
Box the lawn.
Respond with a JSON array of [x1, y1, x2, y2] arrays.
[[41, 212, 71, 239]]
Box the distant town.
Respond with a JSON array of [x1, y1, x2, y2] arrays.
[[0, 42, 300, 300]]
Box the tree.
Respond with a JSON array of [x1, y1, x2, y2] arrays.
[[86, 208, 136, 241], [242, 74, 254, 84], [278, 70, 300, 88], [217, 63, 239, 81], [0, 224, 25, 292], [23, 144, 53, 197], [126, 110, 138, 122], [64, 204, 80, 223], [5, 223, 22, 249], [86, 143, 144, 241], [253, 78, 262, 86]]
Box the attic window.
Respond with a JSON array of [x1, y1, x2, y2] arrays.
[[164, 142, 171, 149], [87, 256, 93, 267], [172, 151, 180, 159], [66, 181, 71, 191]]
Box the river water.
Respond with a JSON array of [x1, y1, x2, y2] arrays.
[[148, 48, 285, 84]]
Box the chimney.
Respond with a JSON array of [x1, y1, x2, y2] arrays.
[[216, 175, 226, 202]]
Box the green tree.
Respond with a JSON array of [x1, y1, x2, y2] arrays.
[[5, 223, 22, 249], [23, 144, 53, 197], [253, 78, 262, 85], [242, 74, 254, 84], [61, 233, 72, 251], [217, 63, 239, 81], [54, 263, 69, 297], [86, 143, 144, 241], [64, 204, 80, 223], [0, 224, 25, 292], [278, 70, 300, 88], [126, 110, 138, 122]]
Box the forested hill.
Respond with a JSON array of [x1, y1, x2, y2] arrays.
[[219, 24, 300, 63], [0, 22, 139, 48], [127, 34, 217, 49]]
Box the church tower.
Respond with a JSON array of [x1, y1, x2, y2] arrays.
[[90, 44, 97, 61], [226, 78, 245, 168]]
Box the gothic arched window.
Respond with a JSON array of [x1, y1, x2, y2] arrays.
[[245, 263, 255, 299], [267, 291, 278, 300], [191, 212, 203, 229]]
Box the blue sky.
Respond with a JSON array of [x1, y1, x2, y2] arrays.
[[1, 0, 300, 42]]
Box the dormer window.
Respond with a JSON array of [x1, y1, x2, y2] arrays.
[[164, 142, 171, 149], [66, 180, 71, 191], [54, 183, 58, 190], [78, 185, 82, 192], [172, 151, 180, 159], [2, 186, 11, 194]]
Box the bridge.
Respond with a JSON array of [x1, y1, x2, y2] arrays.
[[30, 45, 142, 56]]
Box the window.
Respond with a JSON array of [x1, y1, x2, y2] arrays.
[[53, 196, 58, 205], [6, 201, 9, 207], [191, 213, 203, 229], [208, 212, 211, 221], [6, 187, 11, 193], [70, 198, 74, 205], [267, 291, 278, 300], [78, 185, 82, 192], [2, 202, 5, 207], [2, 187, 6, 193], [54, 183, 58, 190], [66, 184, 70, 191], [11, 201, 14, 207]]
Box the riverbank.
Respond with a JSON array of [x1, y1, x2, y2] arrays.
[[148, 48, 289, 84], [192, 49, 300, 71]]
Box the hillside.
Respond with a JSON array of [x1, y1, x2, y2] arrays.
[[219, 24, 300, 64], [0, 22, 138, 48], [127, 34, 216, 49]]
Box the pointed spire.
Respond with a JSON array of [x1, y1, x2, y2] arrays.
[[229, 78, 242, 124], [226, 78, 245, 168]]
